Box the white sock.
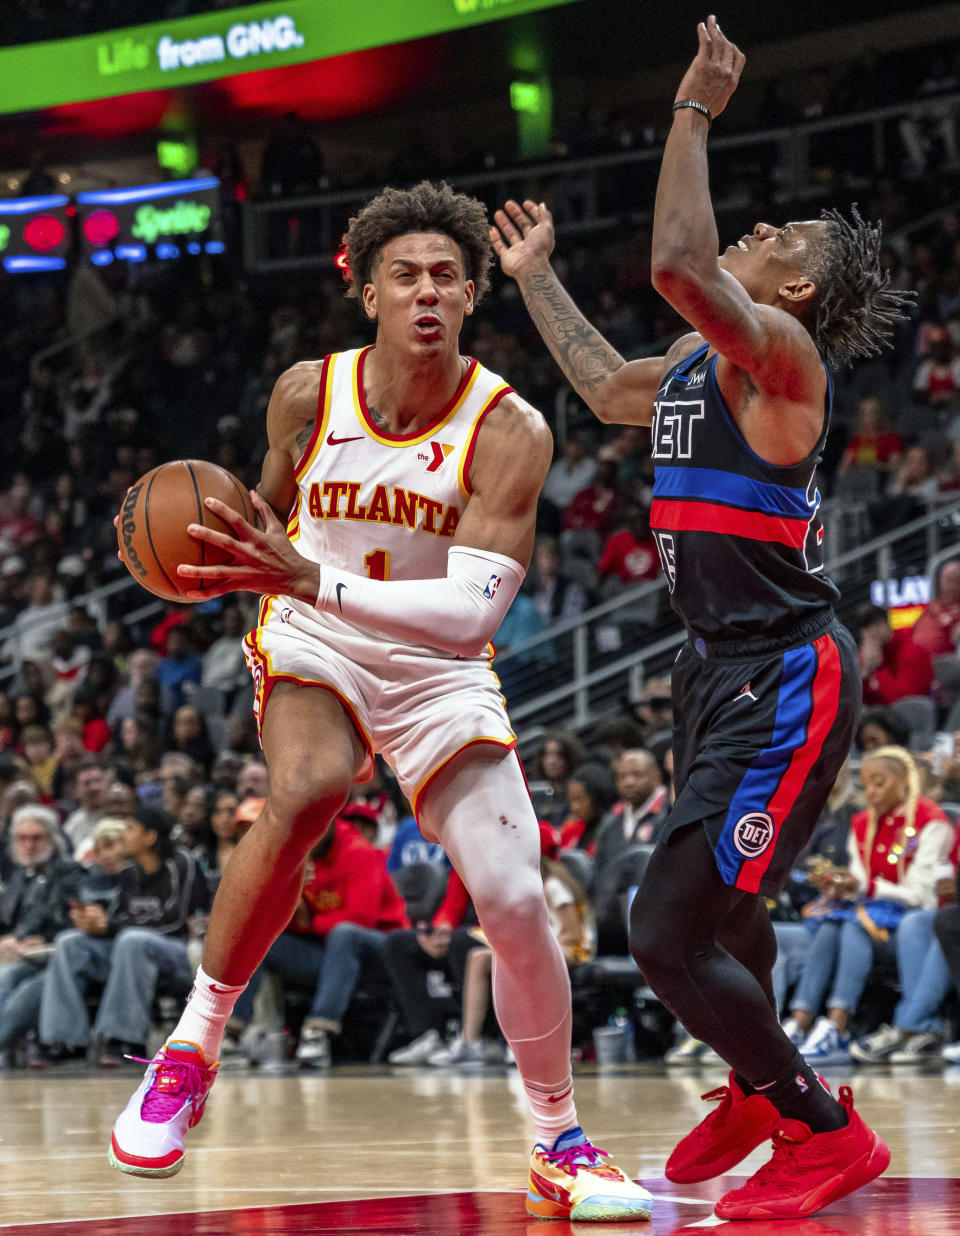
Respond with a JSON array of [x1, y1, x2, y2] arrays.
[[168, 965, 246, 1063], [507, 1007, 578, 1145]]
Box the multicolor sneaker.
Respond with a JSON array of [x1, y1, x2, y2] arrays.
[[714, 1085, 890, 1219], [665, 1071, 778, 1183], [850, 1022, 902, 1064], [526, 1126, 653, 1222], [108, 1040, 219, 1178], [799, 1016, 852, 1067]]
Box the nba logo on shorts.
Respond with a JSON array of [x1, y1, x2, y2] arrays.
[[483, 574, 501, 600], [733, 811, 774, 859]]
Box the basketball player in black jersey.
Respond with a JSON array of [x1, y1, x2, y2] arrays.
[[493, 15, 914, 1222]]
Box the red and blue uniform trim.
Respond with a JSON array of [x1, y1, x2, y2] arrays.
[[716, 632, 843, 893], [651, 466, 816, 549]]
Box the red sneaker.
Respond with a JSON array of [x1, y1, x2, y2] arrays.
[[714, 1085, 890, 1220], [665, 1071, 778, 1183]]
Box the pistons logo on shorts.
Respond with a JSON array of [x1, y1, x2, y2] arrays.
[[732, 811, 775, 859]]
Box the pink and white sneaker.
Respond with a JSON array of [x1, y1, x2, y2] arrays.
[[108, 1040, 219, 1177]]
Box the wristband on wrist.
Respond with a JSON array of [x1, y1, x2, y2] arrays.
[[673, 99, 712, 126]]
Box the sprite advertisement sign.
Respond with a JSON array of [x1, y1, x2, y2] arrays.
[[0, 0, 578, 115]]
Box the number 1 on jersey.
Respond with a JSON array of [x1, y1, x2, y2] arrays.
[[364, 548, 391, 581]]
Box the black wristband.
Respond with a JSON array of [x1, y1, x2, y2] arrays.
[[673, 99, 712, 126]]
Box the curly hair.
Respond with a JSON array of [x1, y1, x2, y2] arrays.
[[340, 180, 493, 305], [805, 205, 916, 369]]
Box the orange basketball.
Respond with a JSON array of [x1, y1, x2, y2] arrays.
[[117, 459, 254, 603]]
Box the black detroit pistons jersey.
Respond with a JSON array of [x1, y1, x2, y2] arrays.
[[649, 342, 839, 645]]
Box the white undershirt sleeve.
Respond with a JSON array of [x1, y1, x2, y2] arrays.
[[314, 545, 525, 657]]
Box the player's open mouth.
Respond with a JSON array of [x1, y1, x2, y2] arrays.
[[415, 317, 441, 333], [737, 238, 750, 251]]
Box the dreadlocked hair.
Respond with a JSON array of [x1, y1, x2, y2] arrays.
[[862, 745, 920, 879], [809, 205, 916, 370], [341, 180, 493, 305]]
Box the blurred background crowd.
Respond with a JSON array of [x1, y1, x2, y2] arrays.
[[0, 2, 960, 1077]]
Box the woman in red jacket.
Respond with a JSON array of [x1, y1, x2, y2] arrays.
[[782, 746, 955, 1066]]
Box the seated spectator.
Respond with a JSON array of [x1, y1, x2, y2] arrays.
[[632, 676, 673, 746], [781, 746, 954, 1067], [540, 433, 596, 531], [227, 816, 408, 1068], [383, 863, 482, 1065], [593, 748, 668, 877], [168, 704, 215, 777], [0, 816, 125, 1059], [71, 682, 111, 754], [427, 823, 594, 1067], [560, 763, 617, 856], [50, 718, 87, 801], [175, 783, 215, 855], [155, 625, 202, 710], [851, 860, 959, 1064], [874, 444, 942, 533], [912, 558, 960, 656], [562, 445, 626, 538], [112, 713, 162, 779], [856, 706, 911, 753], [235, 757, 268, 803], [105, 648, 164, 732], [528, 536, 590, 624], [387, 811, 448, 873], [196, 791, 240, 893], [62, 755, 108, 857], [597, 505, 660, 592], [857, 603, 934, 705], [38, 807, 209, 1064], [200, 605, 250, 697], [1, 571, 68, 665], [20, 725, 57, 798], [913, 325, 960, 409], [529, 730, 586, 831], [837, 396, 902, 478]]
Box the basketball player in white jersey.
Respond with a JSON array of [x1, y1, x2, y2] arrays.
[[108, 181, 653, 1223]]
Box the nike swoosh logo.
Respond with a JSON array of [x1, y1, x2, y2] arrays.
[[208, 984, 235, 994], [327, 433, 363, 445], [547, 1086, 573, 1104], [335, 582, 347, 613]]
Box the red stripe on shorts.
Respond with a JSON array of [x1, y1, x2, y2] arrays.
[[735, 632, 843, 894]]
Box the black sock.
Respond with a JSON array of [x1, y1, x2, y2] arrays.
[[747, 1051, 847, 1134]]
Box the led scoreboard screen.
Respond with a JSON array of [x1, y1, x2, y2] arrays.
[[0, 194, 70, 272], [76, 177, 222, 265]]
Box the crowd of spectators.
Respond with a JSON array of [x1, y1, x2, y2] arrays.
[[1, 29, 960, 1074]]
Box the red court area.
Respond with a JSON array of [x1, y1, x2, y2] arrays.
[[8, 1178, 960, 1236]]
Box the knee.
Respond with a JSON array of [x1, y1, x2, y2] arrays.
[[263, 765, 353, 852], [324, 921, 364, 949], [471, 876, 546, 940], [629, 914, 671, 978], [113, 928, 152, 957]]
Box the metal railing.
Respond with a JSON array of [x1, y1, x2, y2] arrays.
[[242, 91, 960, 271]]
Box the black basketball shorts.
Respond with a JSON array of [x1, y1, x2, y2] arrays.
[[662, 615, 861, 898]]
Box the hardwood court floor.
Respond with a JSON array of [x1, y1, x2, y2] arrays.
[[3, 1060, 960, 1233]]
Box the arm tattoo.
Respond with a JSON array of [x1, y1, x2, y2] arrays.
[[295, 421, 315, 451], [367, 404, 387, 429], [518, 268, 625, 395]]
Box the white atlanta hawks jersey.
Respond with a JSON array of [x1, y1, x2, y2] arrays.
[[286, 342, 513, 600]]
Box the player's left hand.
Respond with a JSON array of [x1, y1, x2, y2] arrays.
[[674, 15, 745, 120], [178, 489, 321, 602], [490, 199, 555, 279]]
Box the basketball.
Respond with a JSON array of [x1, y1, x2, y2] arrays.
[[116, 459, 254, 603]]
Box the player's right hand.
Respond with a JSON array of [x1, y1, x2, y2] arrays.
[[490, 199, 555, 279], [674, 15, 745, 121]]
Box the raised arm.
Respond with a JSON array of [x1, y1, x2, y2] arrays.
[[491, 200, 665, 426], [651, 17, 822, 406]]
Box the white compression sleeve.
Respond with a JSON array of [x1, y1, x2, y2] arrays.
[[314, 545, 524, 657]]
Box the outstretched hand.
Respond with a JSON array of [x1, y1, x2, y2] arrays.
[[674, 14, 745, 120], [178, 489, 320, 602], [490, 199, 555, 279]]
